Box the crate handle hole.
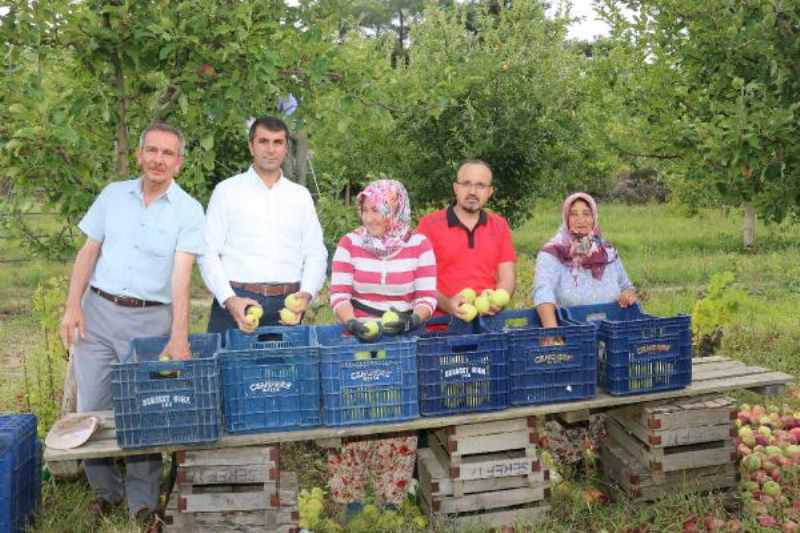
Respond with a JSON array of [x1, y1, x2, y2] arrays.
[[256, 333, 284, 343], [504, 317, 529, 329], [149, 371, 181, 379], [451, 344, 478, 353]]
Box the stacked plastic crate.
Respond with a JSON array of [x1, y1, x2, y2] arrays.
[[559, 302, 692, 395], [111, 334, 222, 448], [0, 414, 40, 533], [219, 326, 320, 434]]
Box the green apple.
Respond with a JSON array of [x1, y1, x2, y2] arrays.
[[459, 303, 478, 322], [284, 293, 305, 313], [355, 351, 371, 361], [158, 353, 176, 377], [480, 288, 495, 299], [459, 288, 477, 304], [381, 310, 400, 324], [490, 288, 510, 308], [362, 320, 380, 338], [474, 295, 491, 315], [245, 305, 263, 327], [279, 307, 300, 325]]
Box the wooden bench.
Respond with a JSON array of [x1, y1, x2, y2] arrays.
[[44, 356, 792, 465]]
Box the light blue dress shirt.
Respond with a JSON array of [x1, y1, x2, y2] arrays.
[[532, 251, 635, 307], [79, 178, 205, 303]]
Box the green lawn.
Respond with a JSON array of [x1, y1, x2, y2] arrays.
[[1, 201, 798, 532]]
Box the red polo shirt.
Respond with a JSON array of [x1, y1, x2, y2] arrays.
[[417, 206, 516, 313]]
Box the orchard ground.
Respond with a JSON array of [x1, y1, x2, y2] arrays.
[[1, 201, 799, 532]]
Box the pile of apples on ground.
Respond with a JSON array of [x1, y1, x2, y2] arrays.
[[735, 402, 800, 531]]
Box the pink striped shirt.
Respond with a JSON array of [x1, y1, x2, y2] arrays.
[[330, 232, 437, 317]]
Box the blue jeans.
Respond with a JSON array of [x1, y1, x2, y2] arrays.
[[206, 288, 286, 335]]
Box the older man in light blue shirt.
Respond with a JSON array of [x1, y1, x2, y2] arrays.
[[59, 123, 204, 530]]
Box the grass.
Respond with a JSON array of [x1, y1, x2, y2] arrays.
[[1, 201, 799, 532]]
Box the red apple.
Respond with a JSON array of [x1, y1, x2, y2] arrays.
[[759, 515, 778, 528], [783, 520, 799, 532], [703, 515, 726, 531], [725, 518, 742, 531]]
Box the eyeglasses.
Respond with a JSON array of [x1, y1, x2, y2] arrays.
[[455, 181, 492, 192]]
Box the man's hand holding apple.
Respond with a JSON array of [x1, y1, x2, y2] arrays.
[[162, 335, 192, 361], [225, 295, 262, 333]]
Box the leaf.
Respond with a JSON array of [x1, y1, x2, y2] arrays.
[[200, 134, 214, 151], [159, 42, 176, 60], [179, 93, 189, 115]]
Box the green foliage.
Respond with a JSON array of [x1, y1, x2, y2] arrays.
[[595, 0, 800, 242], [691, 272, 748, 340], [24, 276, 69, 436], [0, 0, 341, 258], [315, 188, 361, 257]]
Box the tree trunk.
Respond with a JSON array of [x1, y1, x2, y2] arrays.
[[106, 12, 129, 178], [743, 202, 755, 248], [294, 130, 309, 187]]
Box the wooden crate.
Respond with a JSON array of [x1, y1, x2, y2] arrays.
[[602, 395, 738, 500], [608, 395, 737, 448], [605, 403, 736, 476], [602, 439, 738, 501], [418, 417, 550, 528], [164, 446, 299, 533]]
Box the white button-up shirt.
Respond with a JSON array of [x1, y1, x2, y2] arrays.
[[199, 167, 328, 305]]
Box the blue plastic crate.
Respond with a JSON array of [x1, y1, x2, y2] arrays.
[[481, 308, 596, 406], [226, 325, 314, 351], [0, 414, 39, 533], [417, 317, 509, 415], [315, 325, 418, 427], [219, 326, 320, 434], [559, 303, 692, 396], [111, 334, 222, 448]]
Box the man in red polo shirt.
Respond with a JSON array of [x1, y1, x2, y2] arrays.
[[417, 159, 516, 319]]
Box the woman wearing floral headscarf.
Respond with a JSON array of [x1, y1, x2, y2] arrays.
[[326, 178, 436, 509], [330, 178, 437, 337], [533, 192, 637, 329], [532, 192, 636, 472]]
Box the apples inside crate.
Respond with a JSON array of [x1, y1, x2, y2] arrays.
[[417, 316, 509, 416], [480, 308, 596, 406], [419, 417, 550, 529], [111, 333, 221, 448], [559, 302, 691, 395], [220, 326, 320, 434], [315, 325, 418, 426]]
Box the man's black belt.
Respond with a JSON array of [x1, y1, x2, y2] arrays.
[[91, 286, 165, 308]]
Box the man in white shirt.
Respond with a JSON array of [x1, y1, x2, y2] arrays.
[[199, 116, 327, 333]]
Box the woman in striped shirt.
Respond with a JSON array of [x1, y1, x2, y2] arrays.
[[330, 179, 437, 334], [326, 179, 436, 509]]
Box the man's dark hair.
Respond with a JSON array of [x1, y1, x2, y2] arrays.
[[249, 116, 290, 143]]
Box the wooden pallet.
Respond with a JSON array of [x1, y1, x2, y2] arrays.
[[164, 446, 298, 532], [605, 415, 735, 476], [602, 438, 738, 501], [418, 417, 550, 527], [427, 417, 545, 498], [608, 395, 737, 447], [419, 488, 550, 530]]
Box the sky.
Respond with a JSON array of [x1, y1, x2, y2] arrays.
[[0, 2, 612, 41], [558, 0, 612, 41]]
